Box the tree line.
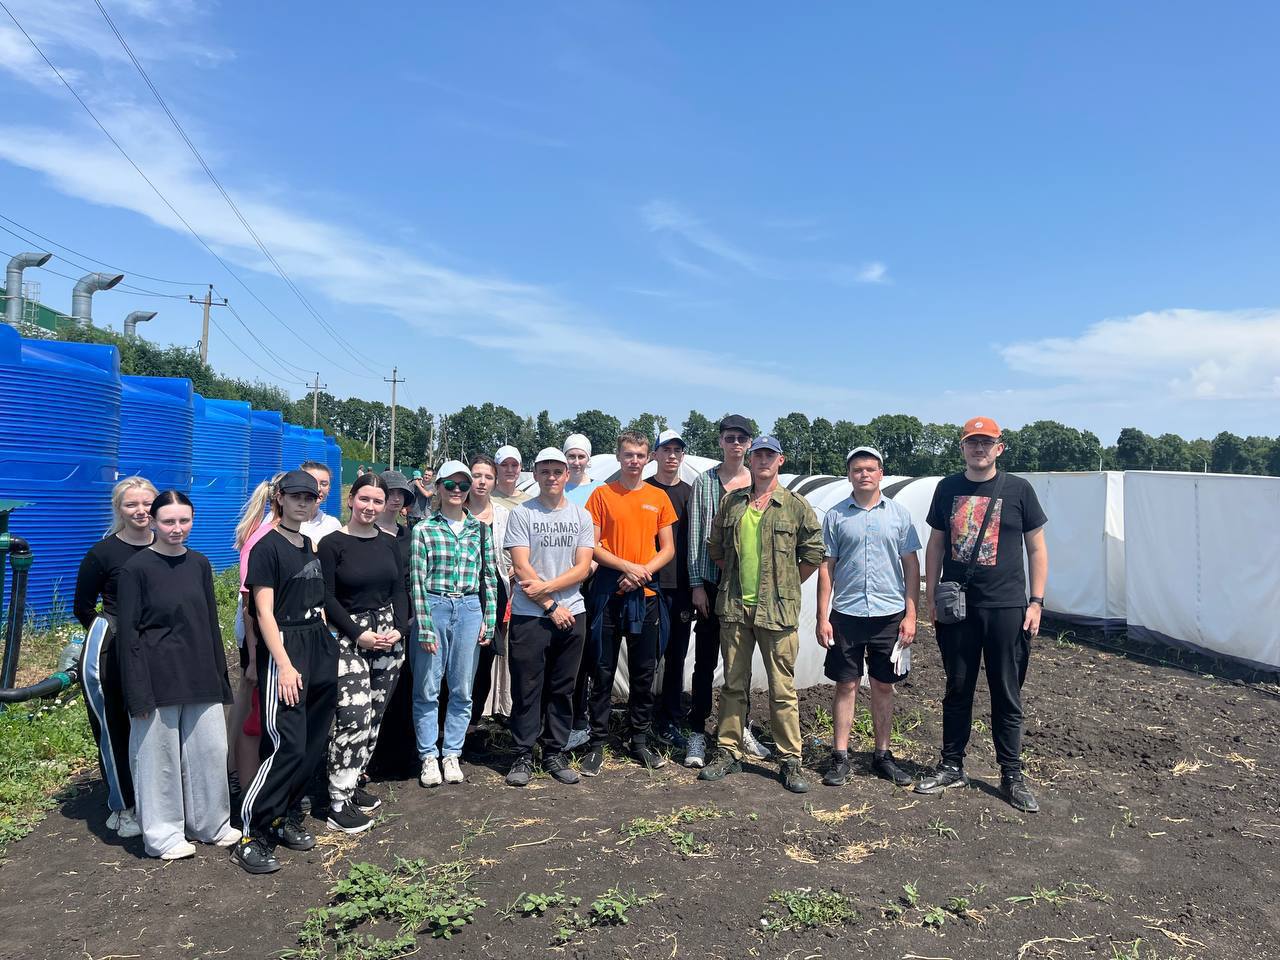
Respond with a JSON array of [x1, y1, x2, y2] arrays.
[[39, 326, 1280, 478]]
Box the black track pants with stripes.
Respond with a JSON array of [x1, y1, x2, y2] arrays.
[[240, 623, 337, 837]]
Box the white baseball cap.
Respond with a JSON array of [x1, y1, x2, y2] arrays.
[[534, 447, 569, 466], [494, 445, 522, 465], [846, 445, 884, 465], [562, 433, 592, 456], [436, 460, 473, 481], [655, 428, 686, 448]]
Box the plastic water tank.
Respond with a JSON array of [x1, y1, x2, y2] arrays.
[[188, 395, 250, 570], [249, 409, 283, 488], [281, 422, 308, 472], [119, 375, 194, 491], [324, 434, 343, 516], [0, 325, 121, 619], [303, 427, 327, 469]]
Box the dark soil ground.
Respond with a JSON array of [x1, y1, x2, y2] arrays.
[[2, 623, 1278, 960]]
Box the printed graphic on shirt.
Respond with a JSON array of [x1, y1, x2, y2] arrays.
[[532, 518, 584, 549], [949, 496, 1002, 566]]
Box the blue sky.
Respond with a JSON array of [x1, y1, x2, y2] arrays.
[[0, 1, 1277, 442]]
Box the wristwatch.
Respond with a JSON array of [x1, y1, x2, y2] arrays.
[[544, 600, 560, 617], [1028, 596, 1044, 606]]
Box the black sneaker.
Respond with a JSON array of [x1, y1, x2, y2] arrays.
[[697, 749, 742, 782], [579, 746, 605, 777], [1001, 772, 1040, 813], [352, 785, 381, 813], [914, 763, 969, 795], [822, 753, 851, 786], [780, 758, 810, 794], [506, 754, 534, 787], [326, 803, 373, 835], [270, 816, 317, 851], [871, 751, 914, 787], [631, 742, 668, 769], [543, 752, 580, 784], [230, 836, 281, 875]]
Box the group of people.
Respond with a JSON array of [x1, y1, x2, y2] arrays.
[[72, 412, 1048, 874]]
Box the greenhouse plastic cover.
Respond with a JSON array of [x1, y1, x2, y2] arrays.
[[1124, 472, 1280, 670]]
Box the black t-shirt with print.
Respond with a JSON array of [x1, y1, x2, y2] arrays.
[[245, 528, 325, 625], [926, 471, 1047, 608]]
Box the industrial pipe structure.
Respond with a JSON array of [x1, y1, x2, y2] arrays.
[[71, 272, 125, 325], [123, 310, 156, 337], [4, 251, 52, 327]]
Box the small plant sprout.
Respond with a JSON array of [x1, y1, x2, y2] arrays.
[[922, 905, 946, 928], [761, 888, 858, 933], [929, 817, 959, 840], [902, 881, 921, 908]]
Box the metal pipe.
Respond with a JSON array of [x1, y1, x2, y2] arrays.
[[4, 252, 52, 326], [71, 272, 124, 325], [123, 310, 156, 337], [0, 536, 31, 690]]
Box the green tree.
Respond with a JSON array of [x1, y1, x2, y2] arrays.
[[809, 417, 839, 474], [772, 412, 814, 472], [866, 414, 923, 474], [1268, 437, 1280, 478], [534, 410, 559, 450], [1187, 438, 1211, 473], [560, 409, 622, 455], [830, 420, 873, 472], [1210, 431, 1244, 473], [624, 412, 669, 443], [1240, 435, 1272, 475], [1152, 433, 1188, 471], [681, 410, 718, 458], [1115, 427, 1156, 470]]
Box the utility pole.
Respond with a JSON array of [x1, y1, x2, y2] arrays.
[[384, 367, 405, 470], [309, 372, 328, 427], [370, 418, 380, 464], [187, 284, 227, 364]]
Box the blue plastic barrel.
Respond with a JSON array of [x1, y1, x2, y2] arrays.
[[249, 409, 283, 488], [188, 395, 250, 570], [303, 427, 327, 470], [0, 325, 120, 619], [119, 376, 194, 492], [281, 422, 308, 472], [324, 434, 343, 516]]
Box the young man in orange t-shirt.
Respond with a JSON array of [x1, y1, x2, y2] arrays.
[[580, 431, 676, 775]]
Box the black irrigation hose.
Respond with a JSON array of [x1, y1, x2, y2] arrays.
[[0, 667, 78, 704]]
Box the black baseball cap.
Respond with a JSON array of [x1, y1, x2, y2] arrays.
[[719, 414, 753, 436], [278, 470, 319, 496]]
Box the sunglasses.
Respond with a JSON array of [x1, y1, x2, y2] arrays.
[[440, 478, 472, 492], [721, 434, 752, 444]]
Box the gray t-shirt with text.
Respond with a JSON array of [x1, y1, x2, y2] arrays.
[[504, 498, 595, 617]]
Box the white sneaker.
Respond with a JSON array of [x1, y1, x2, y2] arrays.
[[212, 826, 242, 848], [106, 810, 121, 831], [442, 755, 465, 784], [159, 840, 196, 860], [743, 725, 772, 760], [565, 726, 590, 751], [684, 732, 708, 768], [419, 757, 442, 788], [115, 807, 142, 838]]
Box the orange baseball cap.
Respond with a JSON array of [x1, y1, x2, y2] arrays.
[[962, 416, 1001, 440]]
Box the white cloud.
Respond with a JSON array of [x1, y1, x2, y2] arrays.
[[1001, 308, 1280, 401], [831, 260, 889, 285], [640, 199, 769, 277]]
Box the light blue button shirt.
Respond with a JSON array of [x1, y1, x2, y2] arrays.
[[822, 496, 922, 617]]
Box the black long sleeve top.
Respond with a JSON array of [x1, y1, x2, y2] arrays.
[[73, 535, 151, 630], [317, 529, 410, 639], [116, 548, 233, 716]]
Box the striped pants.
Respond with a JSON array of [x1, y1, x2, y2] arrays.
[[81, 616, 134, 812]]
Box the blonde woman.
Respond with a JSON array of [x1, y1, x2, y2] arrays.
[[73, 475, 158, 839]]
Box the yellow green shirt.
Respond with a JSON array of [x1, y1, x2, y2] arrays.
[[738, 505, 764, 605]]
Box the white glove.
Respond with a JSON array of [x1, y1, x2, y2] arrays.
[[889, 641, 911, 677]]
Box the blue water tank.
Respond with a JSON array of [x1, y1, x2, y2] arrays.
[[188, 395, 250, 570], [281, 422, 308, 472], [249, 409, 283, 488], [324, 434, 343, 516], [119, 375, 194, 491], [304, 427, 327, 469], [0, 325, 120, 619]]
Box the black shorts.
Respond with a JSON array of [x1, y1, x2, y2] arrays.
[[825, 611, 906, 684]]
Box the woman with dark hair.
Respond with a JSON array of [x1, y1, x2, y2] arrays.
[[233, 470, 337, 875], [117, 490, 237, 859], [73, 475, 158, 839], [318, 474, 408, 833]]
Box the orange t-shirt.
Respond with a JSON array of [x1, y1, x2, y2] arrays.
[[586, 481, 677, 596]]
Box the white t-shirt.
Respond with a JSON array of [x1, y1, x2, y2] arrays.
[[301, 510, 342, 544], [504, 498, 595, 617]]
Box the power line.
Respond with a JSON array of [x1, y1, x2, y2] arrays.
[[221, 299, 316, 381], [0, 211, 201, 285], [206, 310, 309, 390], [92, 0, 382, 375], [0, 1, 379, 381]]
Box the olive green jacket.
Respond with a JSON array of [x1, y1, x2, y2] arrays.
[[707, 485, 824, 630]]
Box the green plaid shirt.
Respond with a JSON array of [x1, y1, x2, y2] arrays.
[[410, 511, 497, 645], [688, 465, 728, 588]]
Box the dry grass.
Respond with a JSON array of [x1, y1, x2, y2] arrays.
[[833, 837, 889, 864], [807, 801, 871, 825], [782, 845, 819, 864], [1170, 758, 1205, 776]]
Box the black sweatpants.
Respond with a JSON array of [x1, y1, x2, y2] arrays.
[[935, 605, 1030, 773], [508, 613, 586, 754], [689, 581, 723, 734], [656, 587, 695, 728], [80, 616, 134, 812], [588, 592, 660, 747], [241, 624, 338, 836]]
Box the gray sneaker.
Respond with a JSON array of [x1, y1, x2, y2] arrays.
[[914, 763, 969, 795], [565, 726, 590, 751], [683, 732, 708, 768], [743, 725, 772, 760]]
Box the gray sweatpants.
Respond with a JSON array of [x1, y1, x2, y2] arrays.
[[129, 702, 231, 857]]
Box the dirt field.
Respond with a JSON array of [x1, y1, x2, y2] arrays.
[[2, 624, 1278, 960]]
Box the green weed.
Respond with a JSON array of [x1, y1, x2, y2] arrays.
[[928, 817, 959, 840], [921, 905, 946, 928], [761, 888, 858, 933], [619, 804, 731, 856], [901, 881, 921, 908]]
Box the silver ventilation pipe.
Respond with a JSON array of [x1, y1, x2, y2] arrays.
[[4, 252, 52, 327], [123, 310, 157, 337], [71, 272, 125, 325]]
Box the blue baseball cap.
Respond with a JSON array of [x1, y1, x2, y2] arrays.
[[748, 435, 783, 455]]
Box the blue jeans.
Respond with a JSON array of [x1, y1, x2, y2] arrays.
[[410, 594, 483, 759]]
